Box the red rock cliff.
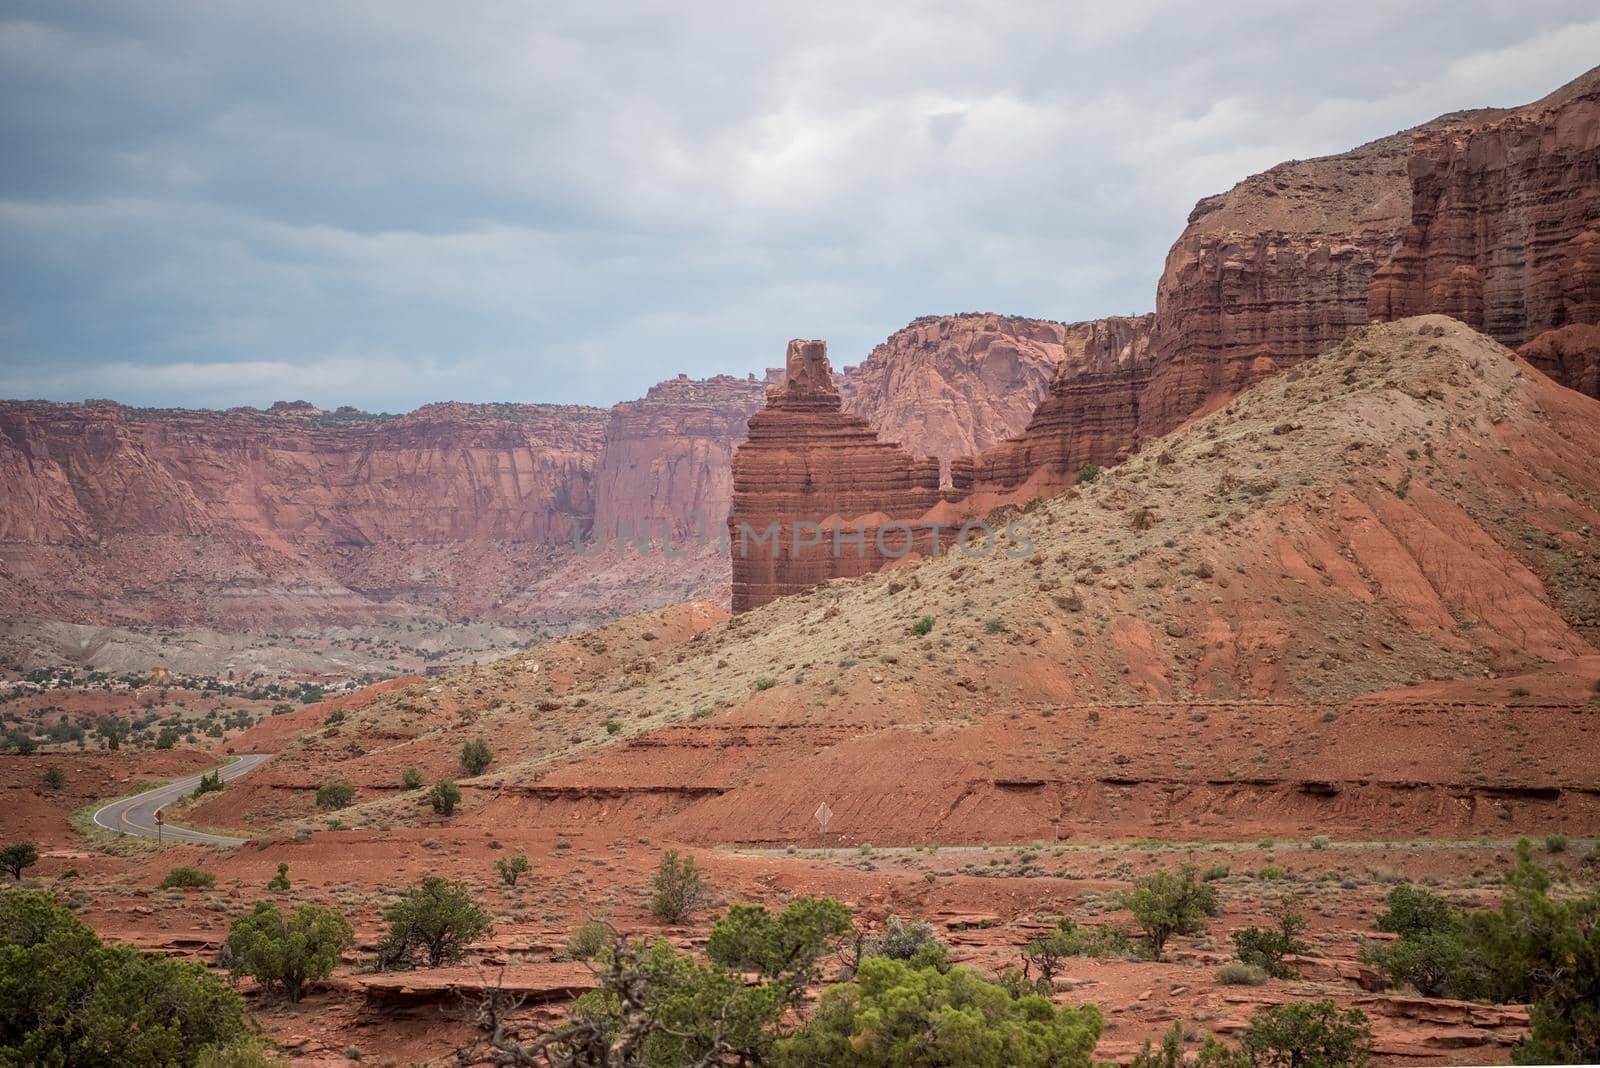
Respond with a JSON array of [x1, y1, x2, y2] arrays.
[[0, 400, 608, 627]]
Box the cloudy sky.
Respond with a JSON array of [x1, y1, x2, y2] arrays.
[[2, 3, 1597, 411]]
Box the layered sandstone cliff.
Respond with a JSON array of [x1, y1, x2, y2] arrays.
[[590, 374, 768, 544], [1368, 69, 1600, 348], [0, 400, 608, 626]]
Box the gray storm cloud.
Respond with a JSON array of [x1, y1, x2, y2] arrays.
[[2, 1, 1598, 409]]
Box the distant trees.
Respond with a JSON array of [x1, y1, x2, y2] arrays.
[[95, 716, 129, 750], [225, 901, 353, 1003], [1231, 893, 1308, 979]]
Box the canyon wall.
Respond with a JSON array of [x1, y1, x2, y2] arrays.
[[730, 65, 1600, 612]]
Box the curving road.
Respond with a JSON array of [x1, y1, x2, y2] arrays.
[[91, 754, 269, 847]]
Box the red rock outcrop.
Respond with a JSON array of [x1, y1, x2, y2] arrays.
[[1520, 323, 1600, 399], [728, 340, 954, 612], [1368, 69, 1600, 347], [958, 315, 1154, 498]]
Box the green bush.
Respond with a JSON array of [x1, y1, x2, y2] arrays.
[[314, 780, 355, 810], [1075, 463, 1100, 484], [650, 849, 713, 924], [496, 853, 530, 887], [1231, 894, 1307, 979], [773, 956, 1104, 1068], [225, 900, 352, 1003], [1240, 1000, 1372, 1068], [41, 765, 66, 791], [1119, 864, 1221, 961], [908, 615, 935, 637], [460, 738, 492, 775], [160, 866, 216, 890], [565, 916, 610, 961], [858, 914, 950, 972], [753, 676, 777, 691], [401, 765, 424, 790], [266, 863, 290, 891], [708, 896, 853, 992], [1129, 1021, 1246, 1068], [1019, 916, 1136, 988], [1, 841, 39, 880], [1310, 835, 1331, 850], [376, 876, 492, 969], [1357, 847, 1600, 1064], [1, 889, 250, 1065], [428, 778, 461, 815], [191, 769, 223, 798], [1217, 961, 1269, 986], [1545, 832, 1568, 853]]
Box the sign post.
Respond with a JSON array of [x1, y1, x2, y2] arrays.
[[155, 808, 164, 845], [813, 801, 832, 852]]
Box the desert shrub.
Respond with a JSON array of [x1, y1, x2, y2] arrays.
[[376, 876, 492, 969], [495, 853, 530, 886], [401, 765, 424, 790], [191, 769, 223, 798], [160, 866, 216, 890], [1019, 916, 1135, 989], [428, 778, 461, 815], [225, 900, 352, 1003], [1217, 961, 1270, 986], [1075, 463, 1100, 484], [314, 779, 354, 810], [1544, 832, 1568, 853], [565, 916, 610, 960], [1, 841, 39, 880], [650, 849, 713, 924], [1231, 893, 1307, 979], [1310, 834, 1331, 850], [194, 1038, 291, 1067], [1240, 1000, 1372, 1068], [1202, 863, 1230, 881], [1132, 1022, 1249, 1068], [1, 889, 250, 1065], [908, 615, 935, 637], [1119, 863, 1221, 961], [41, 765, 66, 791], [605, 720, 621, 735], [753, 676, 777, 691], [266, 863, 290, 891], [155, 727, 179, 750], [773, 956, 1104, 1068], [858, 913, 950, 972], [460, 738, 492, 775]]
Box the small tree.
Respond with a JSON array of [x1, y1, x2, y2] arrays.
[[909, 615, 935, 637], [401, 765, 424, 790], [1231, 893, 1308, 979], [314, 780, 354, 810], [225, 901, 353, 1003], [42, 766, 66, 791], [1120, 864, 1221, 961], [159, 866, 216, 890], [1240, 1000, 1373, 1068], [1, 841, 39, 880], [267, 863, 290, 891], [460, 738, 492, 775], [192, 769, 223, 798], [496, 854, 530, 887], [707, 896, 853, 999], [650, 849, 713, 924], [376, 877, 492, 969], [94, 716, 128, 750], [428, 779, 461, 815]]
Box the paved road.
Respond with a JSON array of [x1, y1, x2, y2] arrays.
[[91, 754, 269, 847]]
